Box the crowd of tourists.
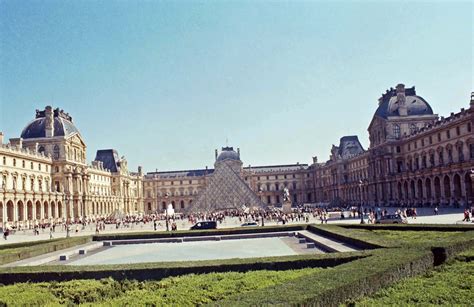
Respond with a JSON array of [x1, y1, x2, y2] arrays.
[[2, 204, 474, 241]]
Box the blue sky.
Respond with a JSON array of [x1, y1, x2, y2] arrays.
[[0, 0, 472, 172]]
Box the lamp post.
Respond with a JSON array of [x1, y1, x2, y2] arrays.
[[359, 180, 365, 224], [259, 188, 264, 227], [165, 193, 170, 231], [469, 169, 474, 209]]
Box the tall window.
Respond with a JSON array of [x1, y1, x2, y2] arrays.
[[393, 124, 401, 139], [448, 149, 453, 163], [53, 145, 60, 159], [470, 144, 474, 160], [458, 146, 464, 162]]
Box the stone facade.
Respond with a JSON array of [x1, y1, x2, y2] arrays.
[[1, 85, 473, 227], [143, 148, 315, 214], [0, 107, 143, 229], [313, 86, 474, 208]]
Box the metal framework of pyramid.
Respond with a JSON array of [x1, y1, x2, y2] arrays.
[[187, 162, 266, 213]]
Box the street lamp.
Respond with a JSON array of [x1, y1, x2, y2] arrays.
[[359, 180, 365, 224], [164, 193, 170, 231], [258, 188, 264, 227]]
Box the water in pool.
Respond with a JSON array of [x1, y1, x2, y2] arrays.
[[69, 237, 298, 265]]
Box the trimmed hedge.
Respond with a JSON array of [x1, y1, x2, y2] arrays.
[[0, 252, 366, 285], [0, 236, 92, 266], [339, 223, 474, 232], [92, 224, 306, 241], [212, 247, 433, 306], [212, 232, 474, 306], [307, 225, 382, 249], [356, 247, 474, 305]]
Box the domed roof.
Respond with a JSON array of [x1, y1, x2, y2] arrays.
[[216, 146, 240, 162], [374, 84, 433, 119], [20, 107, 80, 139]]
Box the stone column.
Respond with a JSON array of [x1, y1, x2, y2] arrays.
[[2, 201, 6, 226], [23, 202, 27, 222], [47, 202, 52, 220], [450, 175, 456, 205], [460, 176, 467, 199], [430, 178, 436, 204], [12, 201, 17, 223], [440, 178, 446, 202]]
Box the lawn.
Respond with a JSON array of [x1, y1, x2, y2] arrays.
[[0, 268, 322, 306], [0, 225, 472, 306], [354, 247, 474, 306]]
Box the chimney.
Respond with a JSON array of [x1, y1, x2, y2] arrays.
[[470, 92, 474, 109], [0, 132, 3, 145], [396, 84, 407, 116], [215, 149, 218, 160], [45, 106, 54, 137], [9, 138, 23, 148], [138, 166, 143, 175], [237, 148, 240, 158]]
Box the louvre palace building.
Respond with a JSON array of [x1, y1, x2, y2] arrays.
[[1, 84, 474, 227]]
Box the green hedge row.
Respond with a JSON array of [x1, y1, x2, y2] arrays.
[[307, 225, 382, 249], [213, 234, 474, 306], [212, 247, 433, 306], [339, 223, 474, 232], [0, 237, 73, 251], [0, 252, 366, 285], [92, 224, 306, 241], [0, 236, 91, 266]]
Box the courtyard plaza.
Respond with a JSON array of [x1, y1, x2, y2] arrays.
[[0, 207, 470, 245]]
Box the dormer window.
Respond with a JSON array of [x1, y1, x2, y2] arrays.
[[393, 124, 400, 139], [53, 145, 60, 159]]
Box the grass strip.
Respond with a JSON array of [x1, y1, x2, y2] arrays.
[[354, 247, 474, 306]]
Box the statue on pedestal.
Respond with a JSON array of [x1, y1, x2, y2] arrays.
[[282, 187, 292, 213]]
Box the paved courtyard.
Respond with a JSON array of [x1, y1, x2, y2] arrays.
[[1, 208, 471, 245]]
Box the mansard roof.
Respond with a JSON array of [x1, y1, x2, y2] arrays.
[[94, 149, 121, 173], [21, 107, 80, 139], [243, 164, 308, 173], [146, 168, 214, 179], [374, 85, 433, 119], [337, 136, 365, 159]]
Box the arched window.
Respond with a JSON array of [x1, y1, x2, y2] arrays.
[[393, 124, 401, 139], [53, 145, 60, 159], [410, 124, 417, 135], [38, 146, 45, 154]]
